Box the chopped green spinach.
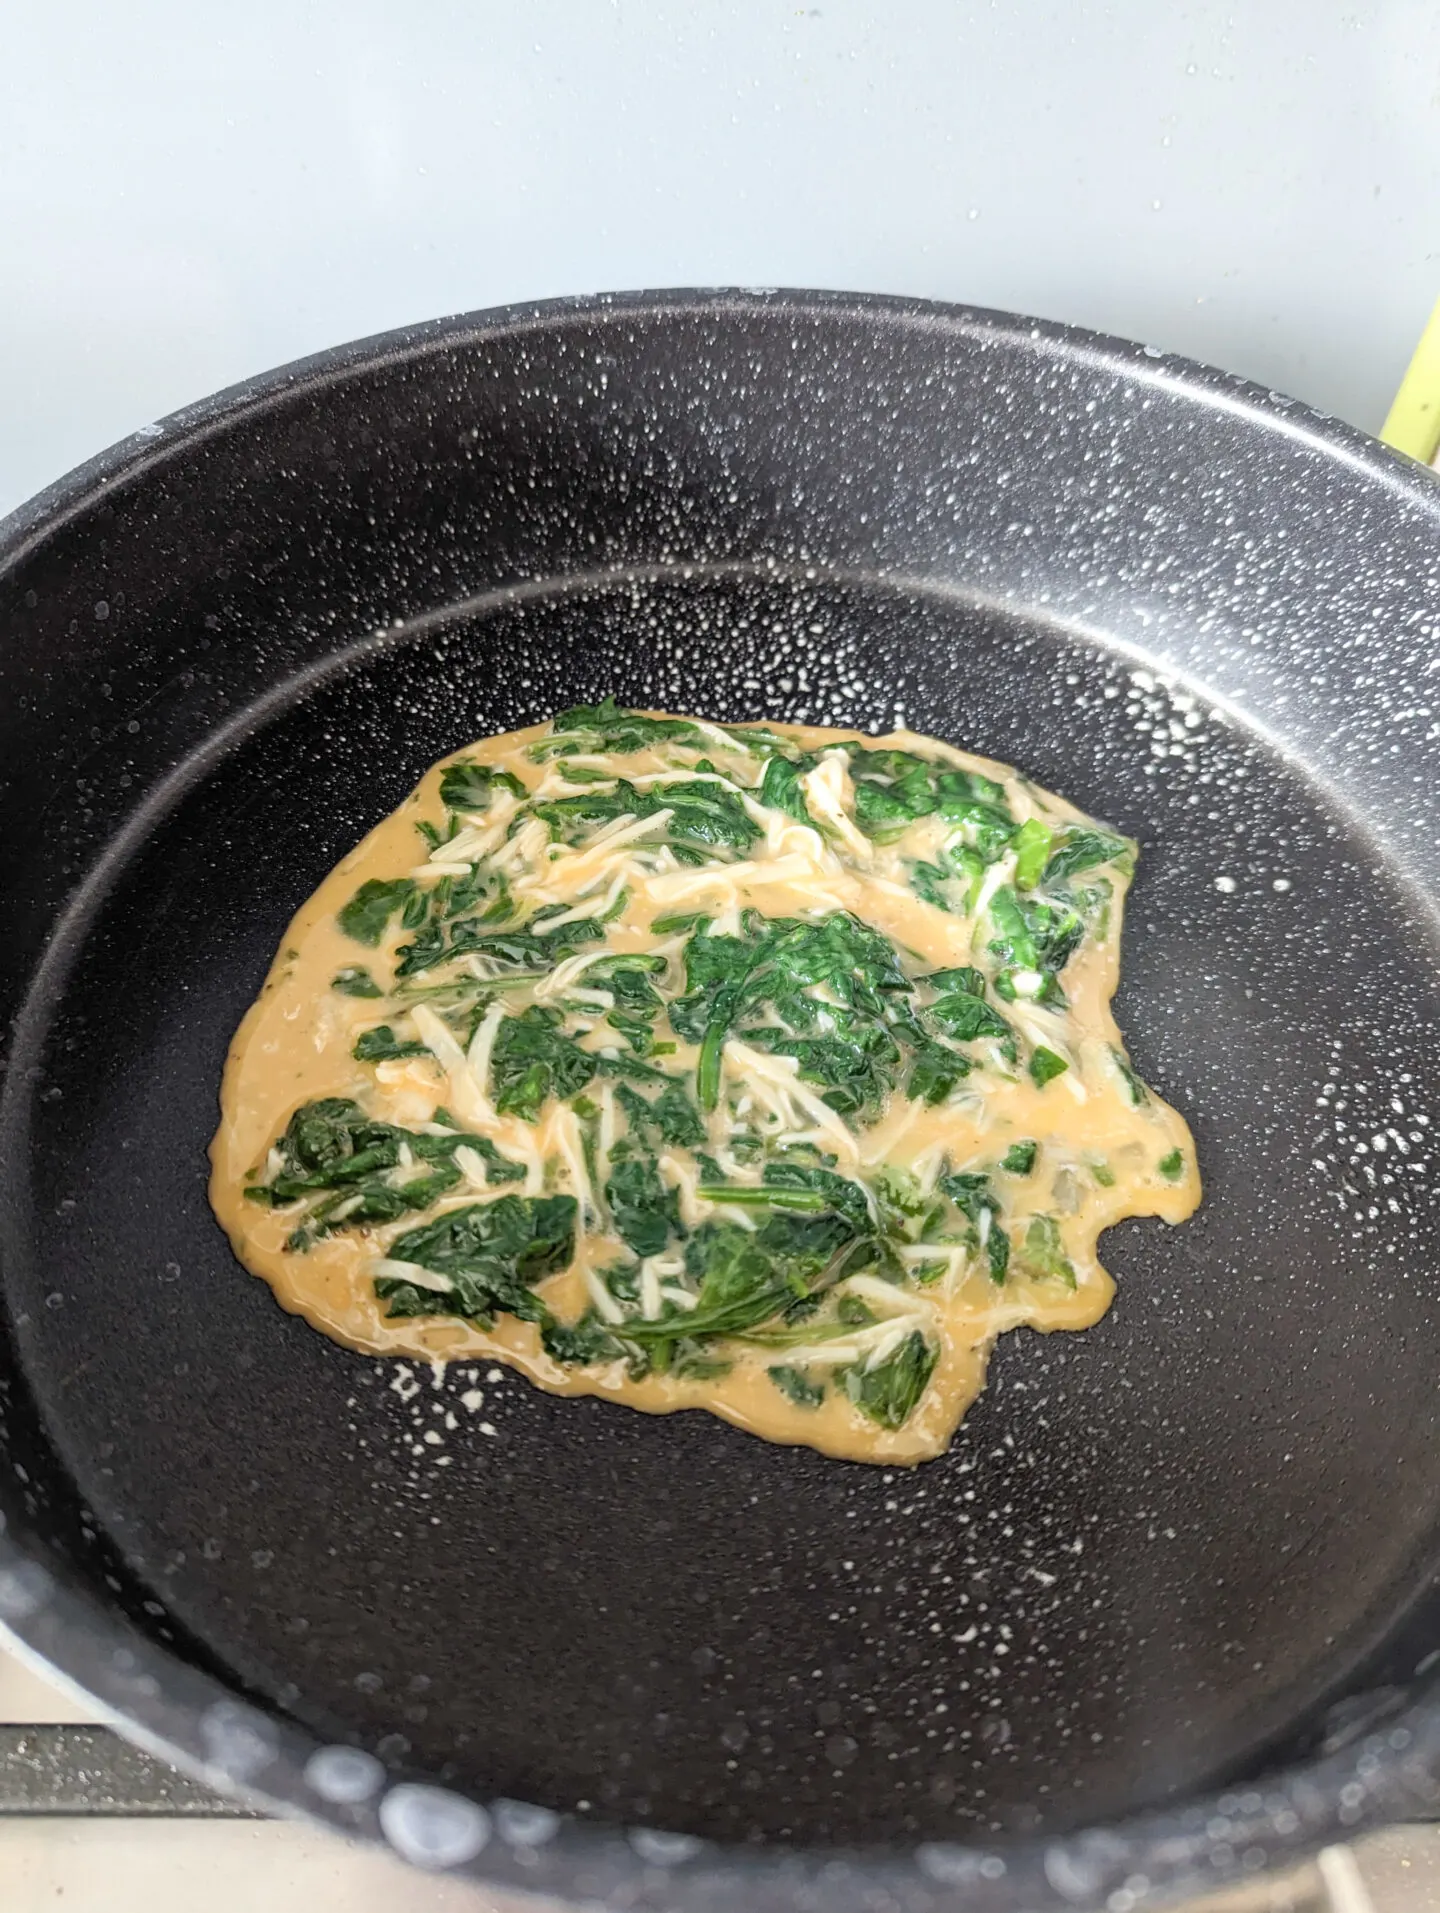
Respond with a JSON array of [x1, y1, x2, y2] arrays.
[[338, 878, 417, 947], [1029, 1046, 1069, 1088], [1020, 1215, 1077, 1288], [842, 1330, 938, 1429], [605, 1154, 681, 1257], [352, 1024, 430, 1062], [438, 762, 527, 812], [759, 752, 819, 826], [377, 1194, 577, 1322], [1010, 818, 1054, 890], [244, 1098, 524, 1247], [768, 1364, 825, 1408], [490, 1007, 597, 1120], [1043, 827, 1133, 885], [332, 966, 384, 998]]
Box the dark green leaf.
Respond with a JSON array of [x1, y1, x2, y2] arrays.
[[768, 1364, 825, 1408], [908, 861, 953, 911], [1000, 1140, 1038, 1175], [385, 1194, 577, 1322], [929, 989, 1013, 1047], [549, 696, 704, 754], [1158, 1148, 1184, 1181], [542, 1311, 625, 1365], [908, 1038, 971, 1104], [248, 1100, 526, 1238], [926, 966, 986, 996], [352, 1025, 430, 1062], [332, 966, 383, 998], [535, 775, 756, 856], [338, 878, 417, 947], [842, 1330, 937, 1429], [1029, 1046, 1069, 1088], [391, 922, 447, 977], [759, 752, 818, 825], [762, 1161, 873, 1234], [650, 911, 711, 934], [375, 1278, 464, 1320], [617, 1079, 706, 1149], [624, 1222, 796, 1340], [414, 1129, 526, 1184], [939, 1170, 1000, 1232], [606, 1009, 656, 1054], [1043, 827, 1132, 884], [438, 762, 527, 811], [605, 1155, 681, 1258], [987, 886, 1084, 976]]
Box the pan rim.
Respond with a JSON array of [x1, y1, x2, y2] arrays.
[[2, 285, 1439, 1911]]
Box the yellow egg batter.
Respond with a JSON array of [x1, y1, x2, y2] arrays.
[[210, 704, 1199, 1464]]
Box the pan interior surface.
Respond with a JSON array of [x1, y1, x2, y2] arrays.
[[6, 560, 1440, 1846]]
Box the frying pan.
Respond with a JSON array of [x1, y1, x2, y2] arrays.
[[3, 289, 1440, 1912]]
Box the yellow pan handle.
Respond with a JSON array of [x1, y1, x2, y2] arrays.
[[1381, 295, 1440, 464]]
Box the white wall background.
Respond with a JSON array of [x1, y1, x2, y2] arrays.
[[3, 0, 1438, 517]]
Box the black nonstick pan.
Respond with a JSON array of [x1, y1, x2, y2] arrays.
[[3, 290, 1440, 1911]]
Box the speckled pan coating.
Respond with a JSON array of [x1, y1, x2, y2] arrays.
[[1, 290, 1440, 1912]]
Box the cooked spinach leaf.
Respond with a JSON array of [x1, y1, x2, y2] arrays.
[[396, 912, 601, 981], [907, 1038, 972, 1105], [848, 748, 1016, 856], [759, 752, 818, 826], [762, 1161, 872, 1234], [929, 982, 1013, 1049], [542, 696, 705, 757], [542, 1311, 624, 1365], [491, 1008, 597, 1121], [1158, 1148, 1184, 1181], [842, 1330, 937, 1429], [768, 1364, 825, 1408], [534, 775, 757, 857], [1000, 1140, 1038, 1175], [338, 878, 417, 947], [332, 966, 383, 998], [1029, 1046, 1069, 1088], [675, 909, 911, 1112], [908, 860, 952, 911], [615, 1079, 706, 1149], [438, 762, 527, 812], [1020, 1214, 1076, 1287], [605, 1155, 681, 1257], [1110, 1046, 1151, 1106], [352, 1024, 430, 1062], [1044, 827, 1133, 885], [244, 1098, 523, 1244], [986, 886, 1084, 978], [379, 1193, 578, 1323]]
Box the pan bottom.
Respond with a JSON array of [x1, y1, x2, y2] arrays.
[[6, 562, 1440, 1844]]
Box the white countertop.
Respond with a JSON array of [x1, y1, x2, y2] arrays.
[[4, 0, 1440, 519]]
